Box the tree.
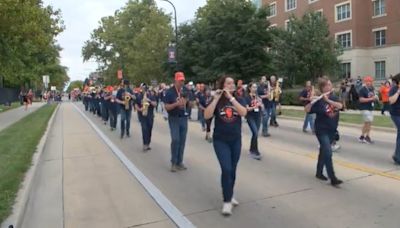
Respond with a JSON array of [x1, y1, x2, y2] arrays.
[[66, 80, 84, 93], [0, 0, 68, 89], [177, 0, 271, 83], [270, 12, 342, 86], [82, 0, 173, 85]]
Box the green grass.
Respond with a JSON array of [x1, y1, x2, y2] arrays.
[[0, 102, 21, 113], [281, 109, 395, 128], [0, 104, 57, 223]]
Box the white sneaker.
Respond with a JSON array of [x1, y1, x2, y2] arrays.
[[231, 198, 239, 207], [331, 144, 341, 152], [221, 203, 233, 216]]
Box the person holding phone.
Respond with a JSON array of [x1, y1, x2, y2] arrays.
[[389, 73, 400, 165], [305, 76, 343, 187], [204, 75, 247, 216], [245, 82, 263, 160], [164, 72, 190, 172]]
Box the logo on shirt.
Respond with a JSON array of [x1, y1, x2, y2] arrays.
[[219, 105, 239, 123], [325, 104, 338, 118]]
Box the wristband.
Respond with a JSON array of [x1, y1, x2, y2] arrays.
[[229, 97, 236, 102]]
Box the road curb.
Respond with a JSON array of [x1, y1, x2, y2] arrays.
[[1, 104, 60, 228], [279, 115, 396, 133]]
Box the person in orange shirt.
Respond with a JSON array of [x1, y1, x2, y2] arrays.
[[380, 81, 391, 115]]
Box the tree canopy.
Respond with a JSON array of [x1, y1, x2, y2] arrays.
[[82, 0, 173, 85], [0, 0, 69, 89]]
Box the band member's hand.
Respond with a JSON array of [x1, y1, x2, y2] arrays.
[[177, 97, 187, 108], [223, 89, 233, 100], [322, 94, 329, 102], [213, 89, 223, 100]]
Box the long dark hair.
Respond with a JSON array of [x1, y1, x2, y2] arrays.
[[216, 75, 235, 107], [392, 73, 400, 86], [246, 82, 257, 95]]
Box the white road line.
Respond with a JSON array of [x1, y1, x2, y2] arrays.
[[73, 104, 195, 228]]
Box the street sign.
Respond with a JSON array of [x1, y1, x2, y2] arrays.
[[167, 47, 176, 63], [43, 75, 50, 89], [51, 86, 56, 91]]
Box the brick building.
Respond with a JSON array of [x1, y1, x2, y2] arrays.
[[252, 0, 400, 81]]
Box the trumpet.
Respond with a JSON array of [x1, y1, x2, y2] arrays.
[[274, 80, 281, 102], [124, 93, 131, 110], [142, 91, 150, 117]]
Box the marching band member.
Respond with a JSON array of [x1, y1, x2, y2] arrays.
[[257, 76, 272, 137], [245, 82, 263, 160], [164, 72, 190, 172], [116, 79, 135, 139], [299, 81, 315, 133], [389, 73, 400, 165], [204, 75, 247, 216], [269, 75, 281, 127], [305, 76, 343, 187], [135, 83, 157, 152]]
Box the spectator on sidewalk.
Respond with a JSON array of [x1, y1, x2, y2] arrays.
[[389, 73, 400, 165], [358, 76, 378, 144], [380, 81, 391, 115]]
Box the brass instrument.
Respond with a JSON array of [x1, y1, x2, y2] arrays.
[[142, 91, 150, 117], [124, 93, 131, 110], [274, 80, 282, 102], [267, 81, 273, 101]]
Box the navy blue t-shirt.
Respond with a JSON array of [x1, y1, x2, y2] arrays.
[[389, 86, 400, 116], [245, 95, 262, 119], [257, 84, 272, 109], [299, 89, 312, 106], [309, 95, 340, 134], [116, 87, 134, 111], [136, 92, 156, 118], [164, 86, 190, 117], [358, 86, 375, 111], [213, 97, 245, 141], [197, 92, 207, 108]]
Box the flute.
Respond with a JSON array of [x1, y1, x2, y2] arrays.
[[310, 90, 334, 105]]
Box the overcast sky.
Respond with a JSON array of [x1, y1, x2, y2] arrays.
[[42, 0, 206, 82]]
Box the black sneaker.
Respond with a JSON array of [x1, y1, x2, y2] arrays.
[[392, 155, 400, 165], [331, 178, 343, 186], [365, 136, 374, 144], [358, 136, 366, 143], [316, 174, 328, 181]]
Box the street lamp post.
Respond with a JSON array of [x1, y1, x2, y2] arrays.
[[160, 0, 178, 63]]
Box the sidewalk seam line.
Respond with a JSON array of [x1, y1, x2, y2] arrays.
[[73, 103, 195, 228]]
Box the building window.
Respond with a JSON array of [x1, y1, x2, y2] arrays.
[[268, 2, 277, 18], [373, 0, 385, 17], [374, 29, 386, 46], [315, 9, 323, 18], [286, 0, 296, 12], [340, 63, 351, 79], [335, 2, 351, 22], [336, 32, 352, 49], [375, 61, 386, 80], [309, 0, 319, 3]]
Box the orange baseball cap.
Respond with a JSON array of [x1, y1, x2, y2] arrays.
[[175, 72, 185, 81], [364, 76, 374, 82]]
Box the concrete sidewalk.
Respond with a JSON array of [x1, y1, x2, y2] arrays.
[[0, 102, 45, 132], [20, 103, 173, 228]]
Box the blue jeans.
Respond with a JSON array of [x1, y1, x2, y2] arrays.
[[303, 113, 315, 132], [109, 106, 117, 128], [213, 138, 241, 202], [168, 116, 188, 165], [247, 115, 261, 153], [316, 133, 336, 179], [139, 115, 154, 145], [391, 115, 400, 161], [101, 103, 109, 122], [270, 102, 277, 123], [120, 109, 132, 136], [198, 109, 206, 129], [262, 107, 272, 134]]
